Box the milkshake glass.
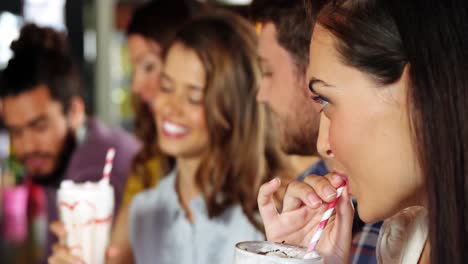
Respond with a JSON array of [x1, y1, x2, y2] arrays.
[[234, 241, 323, 264], [57, 178, 114, 264]]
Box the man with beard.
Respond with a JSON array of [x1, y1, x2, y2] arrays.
[[0, 24, 139, 262], [252, 0, 326, 176], [251, 1, 380, 263]]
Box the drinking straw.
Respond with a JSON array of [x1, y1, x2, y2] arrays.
[[102, 148, 115, 180], [304, 182, 346, 259]]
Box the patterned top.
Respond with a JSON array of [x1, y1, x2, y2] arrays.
[[350, 221, 382, 264], [129, 170, 265, 264], [297, 160, 329, 180]]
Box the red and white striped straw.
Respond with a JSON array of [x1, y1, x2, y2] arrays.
[[102, 148, 116, 180], [304, 182, 346, 258]]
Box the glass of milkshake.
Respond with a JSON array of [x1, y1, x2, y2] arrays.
[[57, 178, 114, 264], [234, 241, 323, 264]]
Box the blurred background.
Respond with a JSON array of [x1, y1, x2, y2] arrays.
[[0, 0, 252, 263], [0, 0, 251, 128]]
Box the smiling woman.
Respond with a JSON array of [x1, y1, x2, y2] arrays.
[[129, 9, 292, 264], [107, 2, 202, 263], [156, 42, 209, 159]]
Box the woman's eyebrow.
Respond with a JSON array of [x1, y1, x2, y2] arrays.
[[308, 77, 335, 93]]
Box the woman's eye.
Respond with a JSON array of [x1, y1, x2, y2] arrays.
[[143, 63, 155, 72], [260, 66, 273, 77], [189, 98, 202, 104], [188, 94, 203, 104], [160, 84, 172, 92], [312, 95, 330, 109], [260, 68, 273, 77]]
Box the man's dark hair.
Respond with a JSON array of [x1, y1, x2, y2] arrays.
[[0, 23, 82, 113], [250, 0, 313, 73]]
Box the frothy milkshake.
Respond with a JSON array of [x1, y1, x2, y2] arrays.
[[57, 178, 114, 264], [234, 241, 323, 264]]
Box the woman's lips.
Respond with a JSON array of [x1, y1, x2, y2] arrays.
[[161, 120, 189, 139], [332, 170, 351, 192], [332, 170, 348, 181]]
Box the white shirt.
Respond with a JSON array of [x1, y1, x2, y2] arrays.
[[377, 206, 428, 263], [129, 170, 265, 264]]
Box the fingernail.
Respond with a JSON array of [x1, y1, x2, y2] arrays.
[[307, 194, 322, 207], [323, 186, 337, 200], [270, 177, 280, 185], [107, 247, 120, 257], [332, 173, 343, 184], [60, 228, 67, 236]]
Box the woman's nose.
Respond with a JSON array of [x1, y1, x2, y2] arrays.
[[317, 112, 334, 159], [157, 93, 184, 117], [131, 74, 144, 97]]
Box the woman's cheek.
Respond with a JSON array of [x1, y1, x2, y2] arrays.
[[328, 114, 356, 168]]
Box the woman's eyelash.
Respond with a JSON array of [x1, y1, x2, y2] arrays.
[[143, 63, 155, 72], [261, 68, 273, 77], [309, 80, 331, 111], [160, 84, 172, 92], [311, 95, 328, 105], [311, 95, 330, 111]]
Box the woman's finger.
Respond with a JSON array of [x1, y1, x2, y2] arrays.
[[49, 244, 84, 264], [303, 173, 345, 203], [282, 180, 323, 212], [258, 178, 281, 226], [50, 221, 67, 243]]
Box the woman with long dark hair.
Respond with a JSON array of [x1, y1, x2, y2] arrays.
[[258, 0, 467, 263]]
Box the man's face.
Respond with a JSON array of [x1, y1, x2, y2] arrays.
[[256, 22, 322, 155], [3, 85, 70, 179]]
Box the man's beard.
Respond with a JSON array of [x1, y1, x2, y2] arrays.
[[30, 130, 77, 187], [280, 116, 319, 156]]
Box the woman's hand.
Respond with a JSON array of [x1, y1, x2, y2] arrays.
[[48, 221, 85, 264], [258, 173, 354, 263], [106, 204, 135, 264]]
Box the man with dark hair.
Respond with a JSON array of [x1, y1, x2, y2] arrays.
[[251, 1, 379, 263], [0, 24, 139, 262], [252, 0, 326, 176]]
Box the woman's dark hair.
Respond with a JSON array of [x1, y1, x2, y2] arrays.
[[129, 94, 172, 186], [126, 0, 204, 49], [0, 23, 82, 113], [309, 0, 467, 262], [167, 10, 291, 232], [126, 0, 203, 185]]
